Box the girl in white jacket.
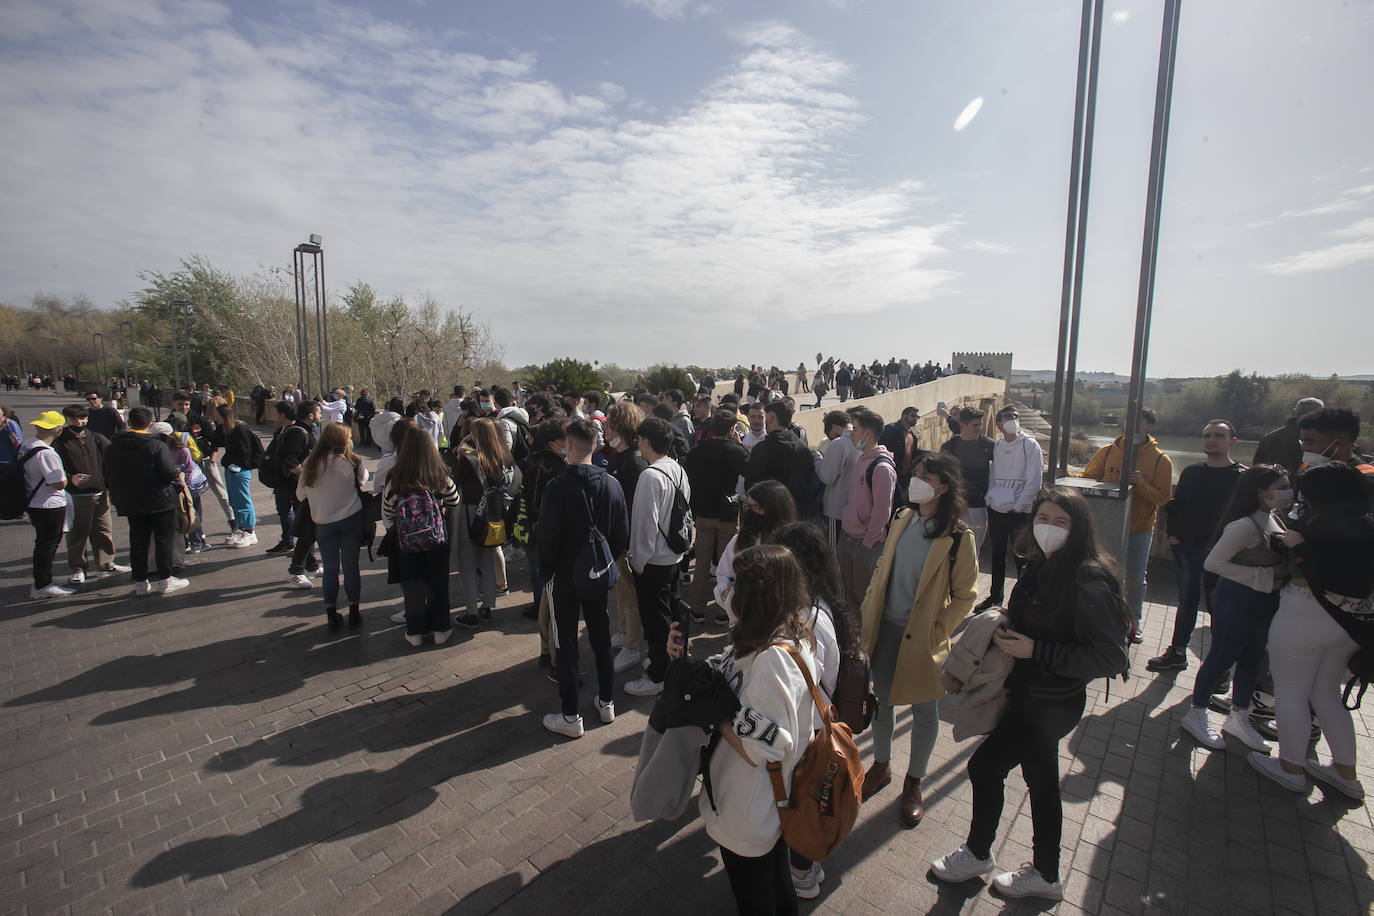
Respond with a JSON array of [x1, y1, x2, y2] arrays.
[[698, 544, 817, 915]]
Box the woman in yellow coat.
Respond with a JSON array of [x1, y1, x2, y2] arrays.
[[859, 452, 978, 826]]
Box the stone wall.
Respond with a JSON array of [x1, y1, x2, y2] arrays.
[[795, 372, 1008, 450], [951, 351, 1012, 384]]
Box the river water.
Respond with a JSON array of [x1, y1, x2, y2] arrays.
[[1086, 426, 1259, 482]]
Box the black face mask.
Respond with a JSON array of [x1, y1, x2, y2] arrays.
[[739, 510, 768, 545]]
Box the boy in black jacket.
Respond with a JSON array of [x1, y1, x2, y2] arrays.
[[538, 419, 630, 738]]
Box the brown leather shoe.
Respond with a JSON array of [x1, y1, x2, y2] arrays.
[[899, 775, 923, 826], [861, 761, 892, 801]]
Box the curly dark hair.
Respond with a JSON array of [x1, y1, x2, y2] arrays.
[[769, 521, 858, 656], [730, 544, 814, 657]]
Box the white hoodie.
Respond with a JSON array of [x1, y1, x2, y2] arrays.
[[986, 432, 1044, 514], [698, 639, 817, 857]]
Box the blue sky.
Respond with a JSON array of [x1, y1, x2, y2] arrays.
[[1, 0, 1369, 375]]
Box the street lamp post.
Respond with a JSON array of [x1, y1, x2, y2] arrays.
[[92, 332, 106, 389], [49, 337, 58, 391], [292, 235, 326, 396], [169, 299, 189, 391], [119, 321, 133, 387], [181, 301, 194, 389]]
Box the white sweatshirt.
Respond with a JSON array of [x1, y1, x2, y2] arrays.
[[630, 457, 691, 572], [699, 639, 817, 857], [986, 432, 1044, 514], [1204, 510, 1284, 594]]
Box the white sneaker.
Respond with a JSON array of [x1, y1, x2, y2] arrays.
[[642, 656, 652, 672], [1304, 759, 1365, 800], [993, 864, 1063, 900], [104, 562, 132, 574], [225, 531, 246, 547], [132, 580, 151, 596], [543, 713, 584, 739], [1181, 707, 1224, 750], [613, 648, 642, 674], [239, 531, 258, 546], [1248, 751, 1308, 793], [155, 576, 190, 594], [624, 676, 664, 697], [931, 845, 996, 883], [596, 696, 615, 724], [404, 633, 424, 647], [389, 610, 406, 623], [68, 569, 85, 585], [433, 629, 453, 646], [790, 861, 825, 899], [31, 583, 76, 599], [1223, 710, 1272, 753], [287, 574, 313, 589]]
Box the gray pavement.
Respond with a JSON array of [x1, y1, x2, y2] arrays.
[[1, 387, 1372, 915]]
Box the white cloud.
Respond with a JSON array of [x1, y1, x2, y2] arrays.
[[1260, 215, 1374, 275], [0, 3, 953, 365], [966, 240, 1013, 254], [622, 0, 714, 22], [1111, 10, 1130, 25]]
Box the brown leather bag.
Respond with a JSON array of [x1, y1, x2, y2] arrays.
[[765, 644, 864, 862]]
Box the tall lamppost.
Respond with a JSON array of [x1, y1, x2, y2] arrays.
[[119, 321, 134, 387], [92, 332, 106, 388], [169, 299, 189, 390], [49, 337, 58, 390], [292, 234, 327, 396], [181, 301, 194, 389]]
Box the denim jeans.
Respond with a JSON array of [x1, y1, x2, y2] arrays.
[[1168, 541, 1207, 649], [224, 466, 255, 532], [315, 509, 364, 607], [1124, 530, 1153, 622], [1192, 578, 1278, 710]]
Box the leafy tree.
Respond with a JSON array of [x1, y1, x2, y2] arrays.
[[524, 358, 602, 395], [639, 364, 695, 397]]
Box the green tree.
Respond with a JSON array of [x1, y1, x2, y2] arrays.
[[639, 364, 695, 396], [525, 358, 602, 395]]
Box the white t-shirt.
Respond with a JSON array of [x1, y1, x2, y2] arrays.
[[296, 454, 368, 524], [20, 440, 66, 509]]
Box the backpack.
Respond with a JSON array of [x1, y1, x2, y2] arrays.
[[258, 428, 284, 488], [394, 488, 448, 553], [503, 414, 533, 467], [0, 447, 47, 521], [765, 644, 863, 862], [646, 466, 693, 554], [812, 601, 877, 734], [468, 456, 514, 548], [571, 476, 620, 600], [789, 447, 824, 519], [244, 427, 265, 470]]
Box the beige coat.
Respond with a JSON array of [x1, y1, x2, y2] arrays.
[[859, 508, 979, 706]]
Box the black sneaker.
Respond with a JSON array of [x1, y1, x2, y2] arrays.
[[1145, 646, 1187, 673], [521, 603, 538, 619], [265, 540, 293, 555], [479, 606, 492, 621], [714, 611, 730, 625], [455, 613, 480, 629], [974, 595, 1001, 612]]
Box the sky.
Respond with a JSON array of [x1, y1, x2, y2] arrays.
[[1, 0, 1370, 376]]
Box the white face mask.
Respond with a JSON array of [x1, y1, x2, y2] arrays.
[[1267, 488, 1294, 510], [1001, 419, 1020, 436], [1033, 523, 1069, 555], [609, 436, 623, 449], [908, 477, 938, 505], [1302, 451, 1332, 468]]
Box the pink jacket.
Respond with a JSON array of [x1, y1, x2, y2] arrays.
[[841, 446, 896, 548]]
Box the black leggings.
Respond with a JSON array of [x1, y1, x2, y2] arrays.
[[967, 689, 1085, 882], [28, 506, 65, 588], [719, 837, 798, 916]]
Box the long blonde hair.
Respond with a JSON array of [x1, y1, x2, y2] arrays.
[[300, 422, 358, 487], [467, 417, 513, 479]]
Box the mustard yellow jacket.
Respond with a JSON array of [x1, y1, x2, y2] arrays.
[[1077, 435, 1172, 533], [859, 508, 978, 706]]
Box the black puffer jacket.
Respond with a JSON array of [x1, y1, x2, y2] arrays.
[[102, 431, 179, 516]]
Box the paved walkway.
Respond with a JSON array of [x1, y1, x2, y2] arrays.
[[1, 388, 1371, 915]]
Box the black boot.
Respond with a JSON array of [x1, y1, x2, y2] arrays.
[[326, 607, 342, 631], [348, 603, 362, 628]]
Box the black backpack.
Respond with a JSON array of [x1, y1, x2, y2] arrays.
[[647, 466, 693, 554], [503, 414, 533, 467], [0, 447, 47, 520], [258, 427, 286, 488], [571, 476, 620, 600]]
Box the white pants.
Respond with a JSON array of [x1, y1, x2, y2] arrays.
[[1268, 583, 1359, 766]]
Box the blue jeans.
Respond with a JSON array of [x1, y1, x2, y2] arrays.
[[1191, 578, 1278, 710], [224, 466, 255, 532], [1124, 530, 1153, 622], [870, 617, 941, 778], [1168, 541, 1207, 649], [315, 510, 364, 607]]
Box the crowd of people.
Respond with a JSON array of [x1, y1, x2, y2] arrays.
[[5, 370, 1372, 912]]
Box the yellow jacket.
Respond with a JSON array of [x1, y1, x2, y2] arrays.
[[859, 508, 978, 706], [1078, 435, 1172, 533]]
